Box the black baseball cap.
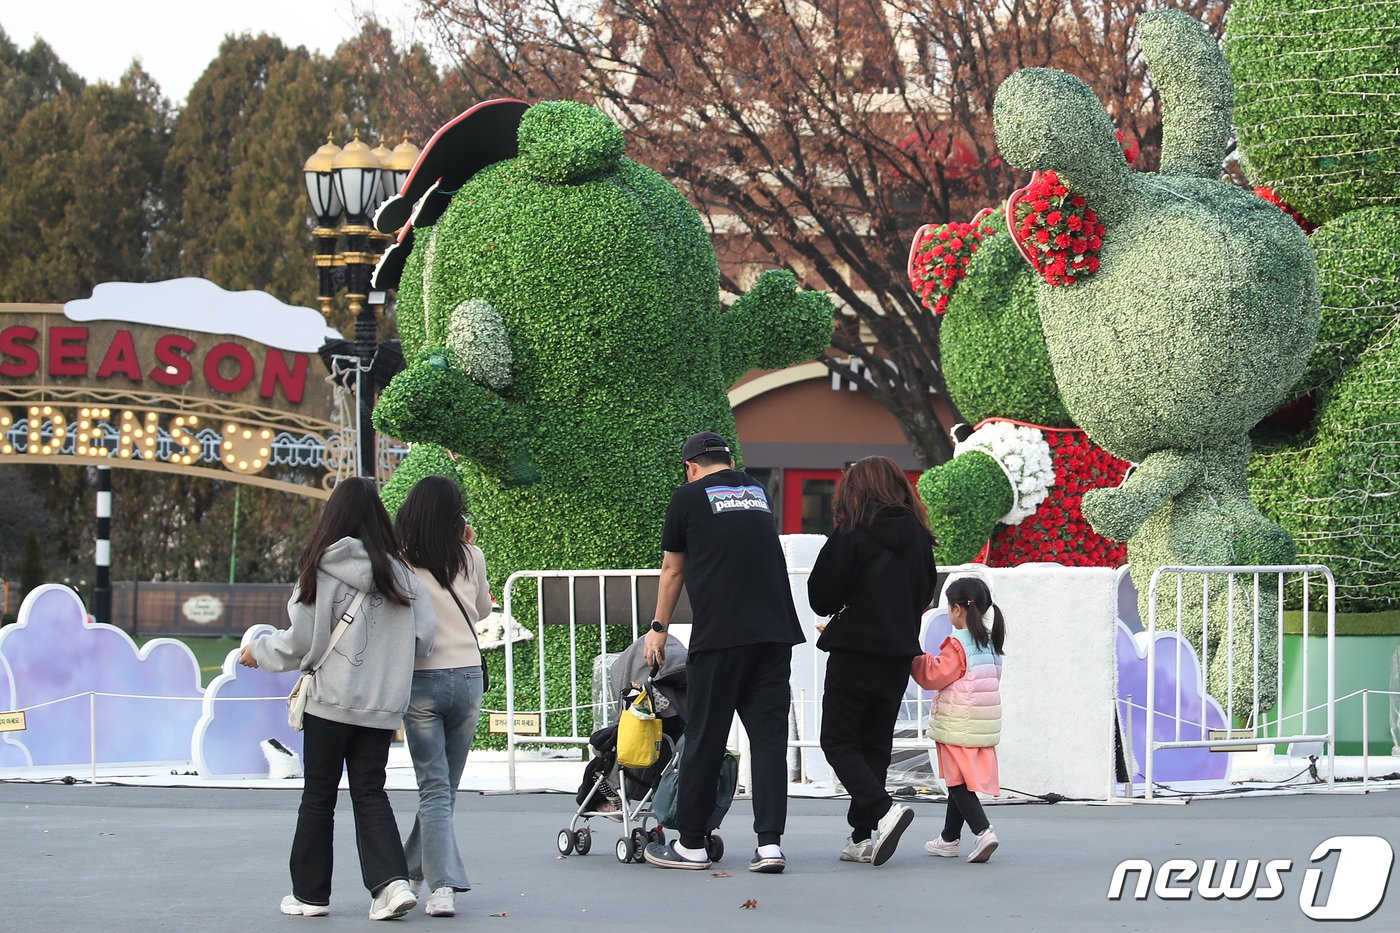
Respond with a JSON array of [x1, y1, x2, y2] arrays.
[[681, 431, 732, 462]]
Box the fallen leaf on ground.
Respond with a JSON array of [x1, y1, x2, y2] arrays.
[[490, 911, 508, 917], [740, 899, 758, 909], [711, 870, 732, 878]]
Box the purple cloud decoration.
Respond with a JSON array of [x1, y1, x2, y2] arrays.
[[192, 625, 303, 776], [1115, 620, 1228, 782], [0, 586, 203, 766], [0, 652, 32, 767]]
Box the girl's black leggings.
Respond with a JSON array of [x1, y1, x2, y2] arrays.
[[941, 783, 990, 841]]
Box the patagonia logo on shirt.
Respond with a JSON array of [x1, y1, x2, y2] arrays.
[[706, 484, 771, 514]]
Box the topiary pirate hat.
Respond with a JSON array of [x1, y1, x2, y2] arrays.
[[371, 98, 529, 290]]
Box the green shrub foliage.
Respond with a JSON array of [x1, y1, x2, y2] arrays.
[[1227, 0, 1400, 225], [939, 211, 1072, 428], [1251, 208, 1400, 611], [375, 100, 833, 745], [993, 10, 1320, 707]]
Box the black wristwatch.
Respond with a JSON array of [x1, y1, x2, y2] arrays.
[[650, 619, 667, 633]]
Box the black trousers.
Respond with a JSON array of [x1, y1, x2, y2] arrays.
[[820, 650, 911, 841], [290, 713, 409, 905], [942, 783, 990, 841], [675, 642, 792, 850]]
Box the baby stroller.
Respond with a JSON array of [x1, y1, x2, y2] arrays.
[[556, 634, 727, 864]]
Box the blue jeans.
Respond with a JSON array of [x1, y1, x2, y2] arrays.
[[403, 667, 484, 892]]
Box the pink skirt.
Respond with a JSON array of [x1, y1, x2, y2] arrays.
[[936, 742, 1000, 796]]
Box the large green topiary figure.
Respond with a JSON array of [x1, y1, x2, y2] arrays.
[[1229, 0, 1400, 613], [372, 100, 833, 741], [1227, 0, 1399, 225], [913, 209, 1131, 568], [993, 9, 1321, 709]]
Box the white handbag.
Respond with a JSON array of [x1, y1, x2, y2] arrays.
[[287, 589, 366, 731]]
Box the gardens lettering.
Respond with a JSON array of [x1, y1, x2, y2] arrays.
[[0, 325, 308, 405]]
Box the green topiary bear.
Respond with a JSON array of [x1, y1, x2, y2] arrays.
[[372, 100, 833, 742], [993, 9, 1320, 710]]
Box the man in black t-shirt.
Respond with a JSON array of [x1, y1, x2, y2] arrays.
[[642, 431, 803, 874]]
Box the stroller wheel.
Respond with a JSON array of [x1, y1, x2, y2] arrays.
[[649, 827, 666, 847], [557, 829, 575, 856], [615, 836, 633, 863], [630, 828, 649, 863], [574, 829, 593, 856], [706, 834, 724, 863]]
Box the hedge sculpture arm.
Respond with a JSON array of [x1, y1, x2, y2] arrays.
[[918, 451, 1014, 565], [373, 350, 537, 485], [718, 269, 835, 387], [1138, 9, 1233, 180], [1081, 449, 1202, 541]]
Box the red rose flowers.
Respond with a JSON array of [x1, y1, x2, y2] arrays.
[[907, 219, 997, 315]]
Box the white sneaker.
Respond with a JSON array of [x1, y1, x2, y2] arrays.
[[924, 836, 960, 858], [967, 827, 999, 863], [870, 803, 914, 866], [369, 879, 416, 921], [280, 894, 329, 917], [425, 887, 456, 917], [839, 836, 873, 863]]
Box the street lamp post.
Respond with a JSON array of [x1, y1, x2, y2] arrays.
[[302, 131, 418, 479]]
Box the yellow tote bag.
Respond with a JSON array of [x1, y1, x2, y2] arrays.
[[616, 684, 663, 769]]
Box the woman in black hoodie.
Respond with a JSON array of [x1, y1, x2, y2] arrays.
[[808, 456, 938, 867]]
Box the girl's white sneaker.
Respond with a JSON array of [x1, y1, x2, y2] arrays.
[[924, 837, 959, 858], [967, 827, 999, 863], [425, 887, 456, 917]]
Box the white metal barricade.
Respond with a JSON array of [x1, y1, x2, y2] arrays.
[[1141, 564, 1337, 799]]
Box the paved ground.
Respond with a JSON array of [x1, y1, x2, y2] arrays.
[[3, 782, 1399, 932]]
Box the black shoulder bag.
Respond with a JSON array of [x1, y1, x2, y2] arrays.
[[815, 544, 895, 652]]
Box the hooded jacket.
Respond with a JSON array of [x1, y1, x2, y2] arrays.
[[807, 506, 938, 658], [251, 536, 437, 730]]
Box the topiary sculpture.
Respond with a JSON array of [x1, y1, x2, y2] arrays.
[[911, 202, 1130, 568], [370, 99, 833, 742], [992, 9, 1321, 708], [1229, 0, 1400, 613]]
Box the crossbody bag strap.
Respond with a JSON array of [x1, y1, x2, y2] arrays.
[[307, 588, 366, 675], [446, 583, 487, 658]]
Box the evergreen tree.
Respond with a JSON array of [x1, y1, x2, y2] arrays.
[[19, 530, 45, 603]]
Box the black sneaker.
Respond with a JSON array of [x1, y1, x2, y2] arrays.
[[643, 840, 711, 870], [749, 848, 786, 873]]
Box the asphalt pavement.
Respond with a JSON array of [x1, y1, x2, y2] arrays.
[[3, 782, 1399, 932]]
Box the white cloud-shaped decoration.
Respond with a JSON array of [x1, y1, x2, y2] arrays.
[[0, 586, 203, 766], [64, 278, 340, 353], [192, 625, 304, 777], [0, 652, 31, 767]]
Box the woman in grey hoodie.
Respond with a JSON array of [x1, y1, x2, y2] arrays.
[[240, 477, 436, 920]]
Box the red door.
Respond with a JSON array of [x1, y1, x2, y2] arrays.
[[781, 467, 927, 535]]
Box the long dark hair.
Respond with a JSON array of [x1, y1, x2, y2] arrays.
[[294, 477, 411, 606], [946, 576, 1006, 655], [832, 455, 932, 537], [395, 475, 470, 590]]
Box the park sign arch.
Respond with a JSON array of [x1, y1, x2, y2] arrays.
[[0, 279, 357, 499]]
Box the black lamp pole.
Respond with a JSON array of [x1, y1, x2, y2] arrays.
[[303, 132, 413, 480]]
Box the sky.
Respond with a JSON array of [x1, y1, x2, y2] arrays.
[[2, 0, 428, 104]]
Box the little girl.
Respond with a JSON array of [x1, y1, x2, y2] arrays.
[[909, 576, 1005, 863]]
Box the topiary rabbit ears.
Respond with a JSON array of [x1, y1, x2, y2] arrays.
[[371, 98, 529, 289]]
